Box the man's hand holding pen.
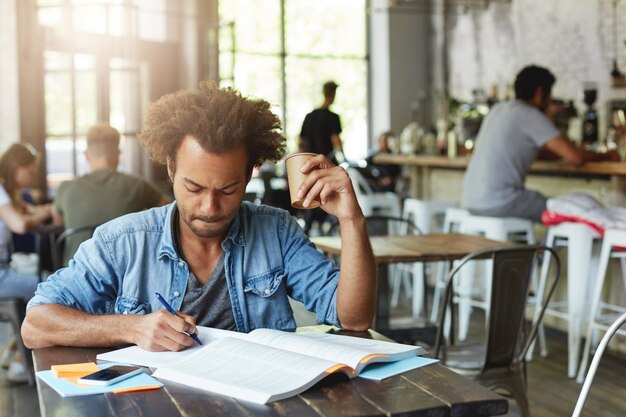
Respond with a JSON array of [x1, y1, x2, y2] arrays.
[[134, 309, 199, 352]]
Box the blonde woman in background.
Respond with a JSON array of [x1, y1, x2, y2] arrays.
[[0, 142, 52, 382]]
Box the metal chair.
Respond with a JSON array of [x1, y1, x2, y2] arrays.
[[434, 246, 560, 417], [51, 224, 99, 270], [572, 311, 626, 417]]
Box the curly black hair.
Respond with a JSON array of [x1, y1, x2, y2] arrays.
[[138, 82, 286, 175]]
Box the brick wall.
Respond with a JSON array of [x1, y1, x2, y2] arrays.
[[446, 0, 626, 138]]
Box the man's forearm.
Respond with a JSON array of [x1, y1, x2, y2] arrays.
[[336, 216, 376, 330], [22, 304, 138, 349]]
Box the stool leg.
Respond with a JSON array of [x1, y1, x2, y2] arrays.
[[567, 232, 593, 378], [430, 261, 449, 323], [576, 239, 611, 383], [526, 232, 555, 361], [411, 263, 424, 319]]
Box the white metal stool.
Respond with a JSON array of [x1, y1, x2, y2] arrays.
[[576, 228, 626, 383], [531, 222, 601, 378], [455, 214, 536, 341], [430, 207, 470, 323], [392, 198, 456, 318]]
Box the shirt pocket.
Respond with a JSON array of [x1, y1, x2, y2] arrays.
[[115, 295, 152, 315], [243, 270, 285, 298], [242, 269, 296, 331]]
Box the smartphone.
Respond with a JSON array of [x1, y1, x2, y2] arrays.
[[77, 365, 143, 386]]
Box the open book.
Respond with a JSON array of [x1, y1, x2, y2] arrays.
[[98, 327, 425, 404]]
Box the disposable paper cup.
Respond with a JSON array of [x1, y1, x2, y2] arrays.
[[285, 152, 321, 209]]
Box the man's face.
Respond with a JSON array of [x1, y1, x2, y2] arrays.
[[169, 136, 249, 240]]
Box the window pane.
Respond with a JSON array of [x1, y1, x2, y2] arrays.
[[110, 69, 140, 133], [231, 54, 282, 113], [38, 6, 64, 28], [285, 0, 366, 57], [108, 5, 129, 37], [44, 72, 73, 135], [286, 57, 368, 158], [45, 50, 71, 71], [46, 137, 75, 191], [219, 0, 281, 54], [73, 5, 107, 34], [75, 71, 97, 134]]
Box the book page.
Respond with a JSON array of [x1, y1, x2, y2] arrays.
[[97, 326, 248, 368], [247, 329, 420, 372], [152, 337, 349, 404]]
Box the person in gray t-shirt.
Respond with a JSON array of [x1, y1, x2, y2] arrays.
[[462, 65, 619, 221]]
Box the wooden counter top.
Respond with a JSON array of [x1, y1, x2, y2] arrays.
[[372, 153, 626, 177]]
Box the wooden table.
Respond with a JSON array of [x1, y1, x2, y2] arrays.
[[33, 329, 508, 417], [311, 233, 513, 343]]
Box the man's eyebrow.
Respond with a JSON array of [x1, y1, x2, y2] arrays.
[[183, 177, 241, 190], [183, 177, 205, 188]]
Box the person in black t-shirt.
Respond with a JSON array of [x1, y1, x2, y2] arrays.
[[299, 81, 344, 163]]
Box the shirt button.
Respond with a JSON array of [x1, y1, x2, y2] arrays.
[[264, 289, 271, 296], [123, 310, 128, 315], [173, 291, 180, 297], [178, 261, 185, 267]]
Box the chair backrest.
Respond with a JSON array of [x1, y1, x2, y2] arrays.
[[364, 215, 421, 237], [52, 224, 99, 270], [572, 311, 626, 417], [435, 246, 560, 372], [346, 167, 376, 196]]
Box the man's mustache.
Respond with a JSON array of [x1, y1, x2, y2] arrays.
[[192, 215, 225, 223]]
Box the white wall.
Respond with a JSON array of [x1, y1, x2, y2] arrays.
[[369, 0, 433, 147], [0, 0, 20, 151], [445, 0, 626, 138]]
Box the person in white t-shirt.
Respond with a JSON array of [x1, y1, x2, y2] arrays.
[[462, 65, 619, 221], [0, 142, 52, 382]]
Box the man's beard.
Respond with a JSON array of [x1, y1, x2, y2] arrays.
[[183, 214, 230, 238]]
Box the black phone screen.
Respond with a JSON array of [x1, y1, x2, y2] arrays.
[[81, 366, 140, 381]]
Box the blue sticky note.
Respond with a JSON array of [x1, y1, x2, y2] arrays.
[[359, 356, 439, 380], [37, 363, 163, 397]]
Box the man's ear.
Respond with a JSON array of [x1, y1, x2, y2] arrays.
[[166, 157, 174, 183]]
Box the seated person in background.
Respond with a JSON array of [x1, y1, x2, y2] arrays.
[[462, 65, 618, 222], [22, 83, 376, 352], [0, 142, 52, 382], [365, 131, 401, 192], [52, 123, 170, 266]]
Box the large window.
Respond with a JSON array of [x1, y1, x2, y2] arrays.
[[37, 0, 191, 192], [219, 0, 368, 159]]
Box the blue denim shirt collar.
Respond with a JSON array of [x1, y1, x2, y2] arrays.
[[157, 203, 246, 262]]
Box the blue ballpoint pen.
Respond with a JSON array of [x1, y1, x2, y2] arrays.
[[155, 292, 203, 345]]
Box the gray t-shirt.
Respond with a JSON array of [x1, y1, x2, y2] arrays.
[[462, 100, 560, 211], [180, 253, 236, 330]]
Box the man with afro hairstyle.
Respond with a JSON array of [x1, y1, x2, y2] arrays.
[[23, 83, 375, 352]]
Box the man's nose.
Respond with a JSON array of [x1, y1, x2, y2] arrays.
[[200, 192, 220, 214]]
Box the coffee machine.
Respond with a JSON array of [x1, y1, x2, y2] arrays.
[[582, 83, 599, 143]]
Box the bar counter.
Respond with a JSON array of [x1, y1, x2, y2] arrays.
[[372, 153, 626, 204]]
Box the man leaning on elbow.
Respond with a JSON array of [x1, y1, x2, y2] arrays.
[[21, 83, 376, 352]]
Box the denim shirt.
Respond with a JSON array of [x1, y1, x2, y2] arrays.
[[28, 202, 341, 332]]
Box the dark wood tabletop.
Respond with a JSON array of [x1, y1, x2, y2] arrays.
[[33, 330, 508, 417]]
